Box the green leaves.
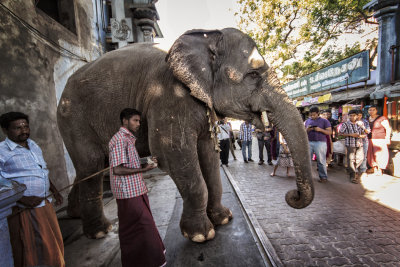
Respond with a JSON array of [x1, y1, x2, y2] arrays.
[[236, 0, 377, 84]]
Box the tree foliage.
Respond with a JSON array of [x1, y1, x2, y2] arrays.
[[236, 0, 378, 84]]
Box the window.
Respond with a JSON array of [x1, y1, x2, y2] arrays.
[[35, 0, 76, 34]]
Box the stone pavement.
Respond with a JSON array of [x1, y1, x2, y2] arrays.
[[61, 169, 178, 267], [61, 166, 270, 267], [224, 138, 400, 266], [162, 169, 268, 267]]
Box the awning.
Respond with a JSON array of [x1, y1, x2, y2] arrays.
[[328, 86, 376, 103], [370, 82, 400, 99]]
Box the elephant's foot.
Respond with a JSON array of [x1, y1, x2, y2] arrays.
[[84, 217, 112, 239], [207, 205, 233, 226], [92, 224, 113, 239], [180, 213, 215, 243], [80, 197, 112, 239]]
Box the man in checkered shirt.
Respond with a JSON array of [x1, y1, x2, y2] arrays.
[[109, 108, 166, 267], [339, 109, 369, 184]]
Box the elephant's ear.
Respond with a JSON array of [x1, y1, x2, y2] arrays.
[[166, 29, 222, 109]]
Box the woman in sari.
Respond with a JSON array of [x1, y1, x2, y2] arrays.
[[367, 105, 391, 175]]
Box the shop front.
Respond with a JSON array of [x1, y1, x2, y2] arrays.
[[370, 82, 400, 177]]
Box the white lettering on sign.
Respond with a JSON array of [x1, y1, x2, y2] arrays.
[[310, 82, 321, 91], [310, 57, 363, 84]]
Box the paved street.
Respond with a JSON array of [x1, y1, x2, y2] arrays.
[[225, 138, 400, 266]]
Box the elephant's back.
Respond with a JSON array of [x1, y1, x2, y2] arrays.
[[59, 43, 170, 115], [57, 43, 172, 151], [63, 43, 168, 96]]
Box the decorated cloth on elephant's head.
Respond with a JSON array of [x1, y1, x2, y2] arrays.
[[108, 127, 148, 199]]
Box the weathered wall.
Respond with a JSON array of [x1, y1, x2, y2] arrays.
[[0, 0, 104, 199]]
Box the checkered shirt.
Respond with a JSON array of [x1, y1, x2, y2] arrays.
[[360, 118, 370, 143], [109, 127, 147, 199], [0, 138, 51, 208], [239, 123, 253, 141], [339, 121, 364, 147]]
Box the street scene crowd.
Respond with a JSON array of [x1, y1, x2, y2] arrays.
[[1, 0, 399, 266], [217, 105, 392, 184]]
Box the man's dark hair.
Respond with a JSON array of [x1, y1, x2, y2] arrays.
[[355, 109, 363, 115], [120, 108, 141, 124], [323, 109, 331, 114], [369, 105, 377, 109], [348, 109, 358, 115], [309, 106, 319, 114], [0, 112, 29, 129]]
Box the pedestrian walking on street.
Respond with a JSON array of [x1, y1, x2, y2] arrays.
[[270, 133, 294, 177], [367, 105, 392, 176], [339, 109, 369, 183], [270, 125, 279, 160], [226, 120, 237, 160], [109, 108, 166, 267], [321, 111, 334, 166], [239, 120, 253, 163], [218, 118, 231, 166], [255, 125, 273, 165], [305, 106, 332, 183], [356, 109, 370, 177]]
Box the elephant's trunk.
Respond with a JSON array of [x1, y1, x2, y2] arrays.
[[256, 69, 314, 209]]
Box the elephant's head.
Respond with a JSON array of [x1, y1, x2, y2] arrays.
[[166, 28, 314, 209]]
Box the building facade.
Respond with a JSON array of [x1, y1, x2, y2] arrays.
[[0, 0, 162, 197]]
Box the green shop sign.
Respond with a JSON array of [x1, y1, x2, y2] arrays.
[[282, 50, 370, 98]]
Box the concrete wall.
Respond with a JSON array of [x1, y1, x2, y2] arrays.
[[0, 0, 105, 197]]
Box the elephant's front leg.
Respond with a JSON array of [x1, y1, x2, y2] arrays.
[[170, 152, 216, 242], [198, 139, 233, 225], [154, 138, 215, 242]]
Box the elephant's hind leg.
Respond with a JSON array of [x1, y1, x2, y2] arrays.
[[67, 183, 80, 217], [66, 139, 112, 239], [198, 139, 233, 226]]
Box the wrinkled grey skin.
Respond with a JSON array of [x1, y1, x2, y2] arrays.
[[57, 28, 314, 242]]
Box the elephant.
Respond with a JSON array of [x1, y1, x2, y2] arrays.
[[57, 28, 314, 242]]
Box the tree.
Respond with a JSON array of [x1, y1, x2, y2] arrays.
[[236, 0, 378, 84]]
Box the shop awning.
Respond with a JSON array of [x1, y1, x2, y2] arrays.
[[328, 86, 376, 103], [370, 82, 400, 99]]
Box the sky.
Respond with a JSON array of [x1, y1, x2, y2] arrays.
[[153, 1, 378, 69], [154, 0, 240, 49]]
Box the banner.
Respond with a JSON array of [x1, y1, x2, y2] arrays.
[[282, 51, 370, 98]]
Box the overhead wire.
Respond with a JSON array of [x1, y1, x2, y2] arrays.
[[0, 2, 89, 62]]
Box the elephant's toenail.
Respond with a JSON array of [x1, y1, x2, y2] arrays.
[[94, 231, 106, 239], [221, 218, 229, 225], [206, 229, 215, 240], [183, 232, 189, 238], [192, 234, 206, 243]]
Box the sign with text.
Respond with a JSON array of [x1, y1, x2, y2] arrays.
[[282, 50, 370, 98]]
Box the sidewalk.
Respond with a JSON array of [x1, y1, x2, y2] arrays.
[[61, 167, 269, 267], [163, 169, 268, 267], [224, 138, 400, 266], [61, 170, 177, 267]]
